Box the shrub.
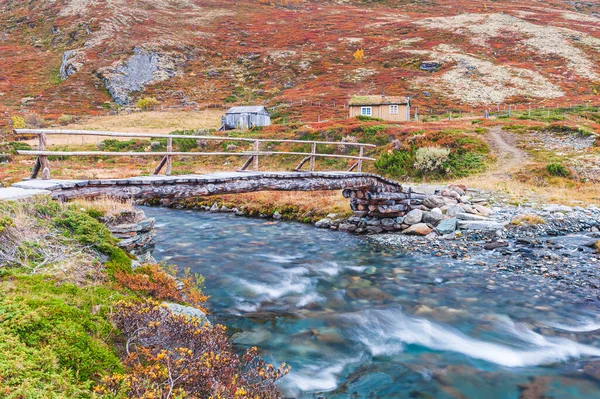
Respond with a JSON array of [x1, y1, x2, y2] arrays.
[[594, 241, 600, 254], [444, 151, 487, 177], [356, 115, 383, 122], [24, 113, 47, 128], [375, 149, 414, 177], [546, 163, 570, 178], [10, 115, 26, 129], [413, 147, 450, 174], [58, 114, 76, 125], [99, 139, 150, 152], [99, 300, 288, 398], [114, 264, 208, 309], [511, 214, 546, 226], [136, 97, 159, 110], [6, 141, 31, 154]]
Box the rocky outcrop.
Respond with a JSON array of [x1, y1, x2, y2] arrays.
[[98, 47, 181, 105], [102, 209, 156, 265], [60, 49, 84, 80]]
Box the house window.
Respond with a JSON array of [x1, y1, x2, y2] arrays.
[[390, 105, 399, 115], [361, 107, 372, 116]]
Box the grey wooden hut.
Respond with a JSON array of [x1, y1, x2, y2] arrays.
[[221, 106, 271, 130]]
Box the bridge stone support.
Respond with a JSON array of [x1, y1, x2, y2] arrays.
[[343, 188, 428, 218]]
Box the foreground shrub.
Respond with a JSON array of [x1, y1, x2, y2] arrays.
[[99, 300, 289, 398], [413, 147, 450, 174], [374, 149, 414, 177], [546, 163, 571, 178], [511, 214, 546, 226], [115, 264, 208, 309]]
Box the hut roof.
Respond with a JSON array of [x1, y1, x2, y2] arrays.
[[225, 106, 269, 114], [349, 96, 409, 106]]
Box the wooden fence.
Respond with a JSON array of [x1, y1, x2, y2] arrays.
[[14, 129, 376, 180]]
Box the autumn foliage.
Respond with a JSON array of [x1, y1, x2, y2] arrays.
[[98, 300, 289, 398], [115, 264, 209, 310]]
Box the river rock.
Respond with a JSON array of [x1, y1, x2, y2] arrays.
[[458, 220, 506, 231], [446, 204, 464, 217], [346, 287, 392, 302], [315, 218, 331, 228], [448, 185, 466, 196], [456, 213, 490, 221], [423, 208, 443, 226], [423, 195, 446, 209], [210, 202, 219, 212], [544, 205, 573, 213], [437, 218, 457, 235], [404, 209, 423, 225], [339, 223, 357, 232], [403, 223, 433, 236], [474, 205, 493, 216], [164, 302, 209, 325], [273, 211, 282, 220]]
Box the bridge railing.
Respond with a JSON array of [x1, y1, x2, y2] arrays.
[[14, 129, 376, 180]]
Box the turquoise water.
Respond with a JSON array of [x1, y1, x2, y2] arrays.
[[143, 207, 600, 398]]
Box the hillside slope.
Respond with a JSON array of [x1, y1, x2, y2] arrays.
[[1, 0, 600, 126]]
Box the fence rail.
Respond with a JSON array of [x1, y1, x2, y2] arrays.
[[14, 129, 376, 180]]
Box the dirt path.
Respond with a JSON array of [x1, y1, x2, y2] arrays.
[[484, 125, 529, 176]]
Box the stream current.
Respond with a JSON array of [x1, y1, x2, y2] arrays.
[[143, 207, 600, 398]]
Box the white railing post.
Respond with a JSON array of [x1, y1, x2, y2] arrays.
[[310, 142, 316, 172], [358, 145, 364, 173], [166, 137, 173, 176], [253, 140, 259, 171]]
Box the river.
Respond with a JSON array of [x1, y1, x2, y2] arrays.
[[143, 207, 600, 398]]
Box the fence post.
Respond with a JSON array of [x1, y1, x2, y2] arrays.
[[166, 137, 173, 176], [253, 140, 259, 171], [39, 132, 51, 180], [310, 142, 316, 172], [358, 145, 364, 173]]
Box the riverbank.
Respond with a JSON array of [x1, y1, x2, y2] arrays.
[[0, 196, 287, 398]]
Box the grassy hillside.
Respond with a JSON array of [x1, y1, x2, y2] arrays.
[[2, 0, 600, 129]]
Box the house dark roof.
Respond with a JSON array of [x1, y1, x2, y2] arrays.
[[225, 106, 269, 114], [349, 95, 409, 106]]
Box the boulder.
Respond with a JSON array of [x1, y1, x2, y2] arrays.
[[422, 209, 443, 226], [339, 223, 357, 232], [404, 209, 423, 225], [543, 205, 574, 213], [474, 205, 493, 216], [273, 211, 282, 220], [448, 185, 466, 196], [446, 204, 464, 217], [458, 221, 506, 231], [402, 223, 433, 236], [437, 218, 457, 235], [315, 218, 331, 228], [456, 213, 490, 221], [164, 302, 209, 325], [423, 195, 446, 209]]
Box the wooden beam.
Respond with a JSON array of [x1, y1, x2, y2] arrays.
[[14, 129, 376, 148], [153, 156, 168, 175]]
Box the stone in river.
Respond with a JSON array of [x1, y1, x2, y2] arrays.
[[437, 218, 457, 235], [423, 195, 446, 209], [483, 241, 509, 250], [458, 220, 506, 231], [346, 287, 392, 302], [339, 223, 357, 232], [273, 211, 282, 220], [315, 218, 331, 228], [404, 209, 423, 225], [456, 213, 490, 221], [403, 223, 433, 236]]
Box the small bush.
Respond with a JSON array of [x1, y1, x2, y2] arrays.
[[356, 115, 384, 122], [546, 163, 571, 178], [136, 97, 159, 110], [511, 214, 546, 226], [100, 139, 150, 152], [10, 115, 26, 129], [375, 149, 414, 177], [100, 299, 288, 398], [413, 147, 450, 174], [594, 241, 600, 253], [58, 114, 76, 125], [24, 113, 47, 129], [6, 141, 31, 154]]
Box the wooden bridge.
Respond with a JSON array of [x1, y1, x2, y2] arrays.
[[7, 129, 419, 218]]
